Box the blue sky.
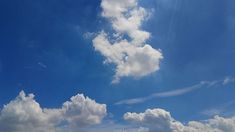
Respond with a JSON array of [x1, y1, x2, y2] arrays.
[[0, 0, 235, 131]]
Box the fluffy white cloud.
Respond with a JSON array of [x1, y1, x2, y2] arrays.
[[0, 91, 107, 132], [124, 109, 184, 132], [93, 0, 163, 83], [62, 93, 107, 127], [185, 116, 235, 132], [101, 0, 150, 45], [1, 91, 235, 132], [0, 91, 55, 132], [93, 32, 163, 83], [124, 108, 235, 132]]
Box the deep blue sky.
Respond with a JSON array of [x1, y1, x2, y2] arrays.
[[0, 0, 235, 123]]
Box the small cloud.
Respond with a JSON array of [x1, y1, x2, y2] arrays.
[[201, 108, 222, 117], [83, 32, 95, 39], [38, 62, 47, 69], [201, 99, 235, 117], [223, 76, 235, 85]]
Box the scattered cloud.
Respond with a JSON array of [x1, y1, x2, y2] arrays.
[[116, 77, 235, 105], [0, 91, 107, 132], [124, 108, 184, 132], [223, 76, 235, 85], [38, 62, 47, 69], [1, 91, 235, 132], [83, 32, 95, 40], [201, 99, 235, 117], [115, 83, 203, 105], [24, 62, 48, 71], [201, 108, 223, 117], [92, 0, 163, 83], [124, 108, 235, 132]]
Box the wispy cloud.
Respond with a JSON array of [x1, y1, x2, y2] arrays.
[[201, 99, 235, 117], [223, 76, 235, 85], [115, 77, 235, 105], [38, 62, 47, 69], [24, 62, 47, 71]]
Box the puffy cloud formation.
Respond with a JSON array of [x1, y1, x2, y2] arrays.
[[1, 92, 235, 132], [124, 109, 184, 132], [124, 108, 235, 132], [0, 91, 55, 132], [0, 91, 107, 132], [93, 0, 163, 83]]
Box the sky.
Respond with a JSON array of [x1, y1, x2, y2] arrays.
[[0, 0, 235, 132]]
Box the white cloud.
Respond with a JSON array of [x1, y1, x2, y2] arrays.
[[186, 116, 235, 132], [93, 0, 163, 83], [223, 76, 235, 85], [201, 99, 235, 117], [116, 77, 235, 105], [0, 91, 55, 132], [62, 93, 107, 127], [0, 91, 107, 132], [124, 109, 184, 132], [93, 32, 163, 83], [115, 82, 204, 105], [124, 108, 235, 132], [1, 91, 235, 132], [83, 32, 95, 39]]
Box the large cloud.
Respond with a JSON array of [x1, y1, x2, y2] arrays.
[[124, 108, 235, 132], [1, 91, 235, 132], [92, 0, 163, 83], [0, 91, 107, 132]]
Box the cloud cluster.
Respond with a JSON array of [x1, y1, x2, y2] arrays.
[[92, 0, 163, 83], [124, 108, 235, 132], [1, 91, 235, 132], [0, 91, 106, 132]]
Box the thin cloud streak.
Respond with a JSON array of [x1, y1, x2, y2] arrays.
[[115, 77, 235, 105], [201, 99, 235, 117]]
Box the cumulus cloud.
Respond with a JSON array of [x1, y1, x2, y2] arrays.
[[1, 91, 235, 132], [124, 109, 184, 132], [0, 91, 55, 132], [0, 91, 107, 132], [93, 0, 163, 83], [62, 93, 107, 127], [124, 108, 235, 132]]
